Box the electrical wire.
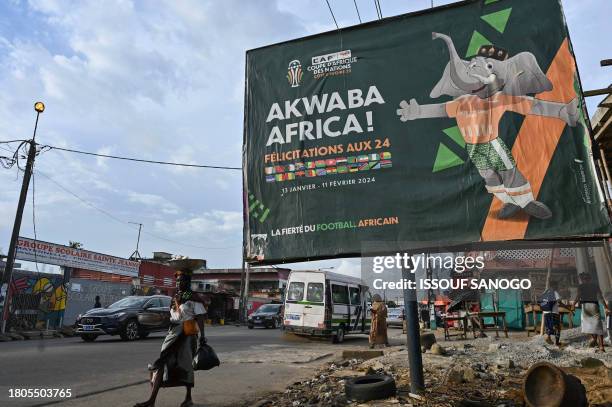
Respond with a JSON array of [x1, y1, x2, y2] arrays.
[[35, 169, 240, 251], [0, 144, 15, 154], [325, 0, 340, 30], [0, 139, 28, 144], [376, 0, 383, 18], [373, 0, 380, 19], [353, 0, 362, 23], [41, 144, 242, 170]]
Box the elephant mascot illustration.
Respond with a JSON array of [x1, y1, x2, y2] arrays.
[[397, 32, 580, 220]]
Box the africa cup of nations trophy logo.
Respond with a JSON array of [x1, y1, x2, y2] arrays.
[[287, 60, 303, 87]]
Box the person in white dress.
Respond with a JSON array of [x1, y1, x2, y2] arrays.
[[135, 271, 206, 407]]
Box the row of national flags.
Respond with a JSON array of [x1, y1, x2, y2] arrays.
[[265, 152, 392, 182]]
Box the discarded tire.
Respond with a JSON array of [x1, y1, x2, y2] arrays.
[[345, 374, 396, 402], [523, 361, 587, 407]]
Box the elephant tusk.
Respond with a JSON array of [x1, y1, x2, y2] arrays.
[[469, 73, 497, 85], [483, 74, 497, 84]]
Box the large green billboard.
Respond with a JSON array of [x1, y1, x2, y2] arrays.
[[243, 0, 610, 265]]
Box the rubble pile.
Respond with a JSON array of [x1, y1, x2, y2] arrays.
[[243, 333, 612, 407], [244, 352, 526, 407], [434, 329, 612, 369]]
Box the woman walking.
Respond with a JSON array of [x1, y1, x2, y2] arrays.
[[574, 272, 609, 353], [135, 270, 206, 407], [369, 294, 389, 348]]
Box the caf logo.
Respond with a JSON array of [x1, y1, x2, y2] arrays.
[[287, 60, 303, 87]]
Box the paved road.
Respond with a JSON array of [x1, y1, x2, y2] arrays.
[[0, 325, 376, 406]]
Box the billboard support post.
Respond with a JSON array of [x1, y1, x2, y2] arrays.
[[1, 102, 44, 333], [402, 266, 424, 393], [239, 259, 246, 324]]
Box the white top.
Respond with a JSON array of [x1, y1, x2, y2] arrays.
[[170, 300, 206, 322], [542, 291, 562, 314]]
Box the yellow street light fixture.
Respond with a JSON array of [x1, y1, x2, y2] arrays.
[[34, 101, 45, 113]]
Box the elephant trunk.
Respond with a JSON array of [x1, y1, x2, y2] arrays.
[[432, 32, 482, 92]]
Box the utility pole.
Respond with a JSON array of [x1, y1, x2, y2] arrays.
[[401, 264, 425, 394], [128, 222, 143, 260], [1, 102, 45, 333], [243, 263, 251, 321]]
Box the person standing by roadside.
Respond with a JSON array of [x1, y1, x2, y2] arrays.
[[369, 294, 388, 348], [540, 280, 563, 346], [93, 296, 102, 308], [134, 270, 206, 407], [573, 272, 609, 352]]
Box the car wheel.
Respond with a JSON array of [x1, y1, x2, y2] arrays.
[[120, 319, 140, 341], [271, 319, 278, 329], [247, 324, 254, 329], [138, 332, 150, 339], [345, 374, 396, 401], [332, 326, 345, 344], [81, 334, 97, 342]]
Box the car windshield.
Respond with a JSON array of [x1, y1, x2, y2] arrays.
[[256, 304, 280, 313], [108, 297, 147, 309], [389, 308, 402, 316]]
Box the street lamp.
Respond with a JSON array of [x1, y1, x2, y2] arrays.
[[0, 101, 45, 333]]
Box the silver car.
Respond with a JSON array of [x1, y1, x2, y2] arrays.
[[387, 307, 404, 328]]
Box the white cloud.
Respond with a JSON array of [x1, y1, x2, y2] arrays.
[[95, 146, 112, 169], [127, 191, 180, 215], [153, 210, 242, 239]]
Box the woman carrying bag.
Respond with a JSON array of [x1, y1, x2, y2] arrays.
[[134, 270, 207, 407]]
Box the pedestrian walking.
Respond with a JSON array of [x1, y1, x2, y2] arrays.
[[134, 270, 206, 407], [369, 294, 388, 348], [573, 272, 609, 352], [540, 280, 562, 346], [93, 296, 102, 308]]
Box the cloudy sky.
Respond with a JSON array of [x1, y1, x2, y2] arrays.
[[0, 0, 610, 275]]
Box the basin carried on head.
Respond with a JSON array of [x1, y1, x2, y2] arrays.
[[523, 361, 587, 407], [167, 258, 205, 273]]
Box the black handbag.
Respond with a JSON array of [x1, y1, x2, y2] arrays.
[[193, 323, 220, 371]]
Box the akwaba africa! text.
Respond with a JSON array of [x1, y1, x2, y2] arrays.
[[265, 86, 385, 146]]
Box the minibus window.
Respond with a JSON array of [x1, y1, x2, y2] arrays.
[[349, 287, 361, 305], [307, 283, 324, 302], [287, 282, 305, 301], [331, 284, 349, 304]]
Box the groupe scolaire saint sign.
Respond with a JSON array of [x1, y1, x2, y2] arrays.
[[243, 0, 611, 265], [15, 237, 140, 277]]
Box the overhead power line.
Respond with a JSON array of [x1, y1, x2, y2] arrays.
[[325, 0, 340, 30], [41, 144, 242, 170], [0, 139, 28, 144], [353, 0, 362, 23], [35, 169, 240, 251]]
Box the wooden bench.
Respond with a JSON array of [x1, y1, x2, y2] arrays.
[[467, 311, 508, 338], [524, 303, 574, 336]]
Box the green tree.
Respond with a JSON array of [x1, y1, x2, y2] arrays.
[[68, 241, 83, 249]]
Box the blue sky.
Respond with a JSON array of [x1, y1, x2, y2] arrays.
[[0, 0, 610, 275]]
